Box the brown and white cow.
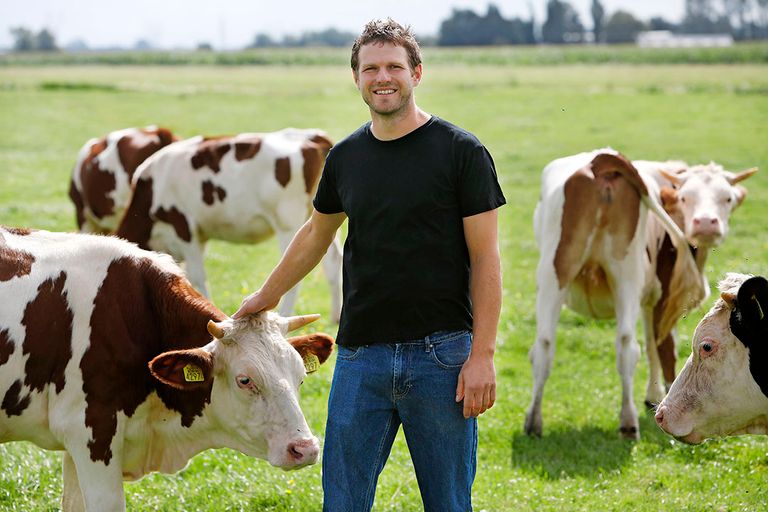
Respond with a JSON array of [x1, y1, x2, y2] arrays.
[[69, 126, 178, 233], [524, 149, 755, 439], [0, 226, 333, 511], [655, 273, 768, 444], [115, 128, 342, 322]]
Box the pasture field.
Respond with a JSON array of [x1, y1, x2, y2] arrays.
[[1, 59, 767, 511]]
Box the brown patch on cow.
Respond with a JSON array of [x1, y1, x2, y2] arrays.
[[115, 177, 154, 249], [79, 137, 117, 221], [190, 137, 232, 173], [82, 256, 226, 464], [275, 157, 291, 188], [653, 234, 677, 380], [201, 181, 227, 206], [0, 236, 36, 282], [0, 328, 14, 366], [301, 142, 324, 194], [2, 227, 33, 236], [234, 137, 262, 161], [288, 333, 335, 365], [309, 133, 334, 155], [553, 154, 644, 289], [117, 127, 177, 181], [22, 271, 73, 394], [155, 207, 192, 243], [1, 380, 30, 417]]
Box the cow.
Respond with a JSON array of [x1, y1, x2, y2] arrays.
[[69, 126, 178, 234], [524, 149, 756, 439], [114, 128, 343, 322], [655, 273, 768, 444], [0, 226, 334, 511]]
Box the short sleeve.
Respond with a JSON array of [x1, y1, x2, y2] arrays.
[[313, 151, 344, 214], [458, 144, 506, 217]]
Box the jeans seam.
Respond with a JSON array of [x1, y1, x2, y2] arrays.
[[364, 412, 396, 510]]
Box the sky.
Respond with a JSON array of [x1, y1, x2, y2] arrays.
[[0, 0, 686, 50]]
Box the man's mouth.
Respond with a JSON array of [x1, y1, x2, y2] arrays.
[[373, 89, 396, 95]]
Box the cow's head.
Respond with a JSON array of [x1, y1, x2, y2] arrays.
[[149, 312, 333, 469], [659, 164, 757, 248], [655, 273, 768, 443]]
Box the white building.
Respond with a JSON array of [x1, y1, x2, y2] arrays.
[[637, 30, 734, 48]]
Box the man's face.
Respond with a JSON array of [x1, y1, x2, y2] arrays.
[[354, 42, 422, 117]]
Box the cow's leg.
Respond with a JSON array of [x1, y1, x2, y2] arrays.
[[62, 452, 85, 512], [612, 275, 642, 440], [321, 231, 343, 323], [524, 269, 565, 437], [64, 448, 125, 511], [642, 307, 666, 408], [276, 229, 301, 316], [181, 239, 209, 297], [658, 329, 677, 389]]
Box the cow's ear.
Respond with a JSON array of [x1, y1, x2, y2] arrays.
[[149, 348, 214, 390], [660, 187, 679, 212], [733, 184, 748, 207], [731, 276, 768, 346], [288, 333, 335, 369]]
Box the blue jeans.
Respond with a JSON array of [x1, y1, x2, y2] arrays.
[[322, 330, 477, 512]]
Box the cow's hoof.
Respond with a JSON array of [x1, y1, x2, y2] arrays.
[[524, 413, 542, 437], [619, 425, 640, 440], [644, 400, 658, 411]]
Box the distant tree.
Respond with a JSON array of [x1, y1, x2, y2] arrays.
[[682, 0, 733, 33], [300, 28, 355, 47], [542, 0, 584, 44], [133, 39, 154, 51], [604, 10, 646, 43], [65, 39, 89, 52], [438, 4, 535, 45], [10, 27, 34, 51], [249, 33, 277, 48], [34, 29, 57, 51], [197, 42, 213, 51], [591, 0, 605, 42]]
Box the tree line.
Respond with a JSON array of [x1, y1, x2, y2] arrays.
[[8, 0, 768, 52]]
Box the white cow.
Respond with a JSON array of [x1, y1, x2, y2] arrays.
[[0, 226, 333, 511], [655, 273, 768, 444], [115, 128, 342, 322], [525, 149, 756, 438]]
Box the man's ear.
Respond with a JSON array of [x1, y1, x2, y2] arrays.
[[731, 276, 768, 347], [149, 348, 214, 390], [288, 333, 335, 366]]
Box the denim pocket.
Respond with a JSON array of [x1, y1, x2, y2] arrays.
[[430, 331, 472, 369], [337, 344, 365, 361]]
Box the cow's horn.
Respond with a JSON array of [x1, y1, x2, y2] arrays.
[[207, 320, 226, 339], [728, 167, 758, 185], [285, 314, 321, 332]]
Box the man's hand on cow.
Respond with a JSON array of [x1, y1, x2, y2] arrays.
[[455, 352, 496, 419], [233, 290, 279, 319]]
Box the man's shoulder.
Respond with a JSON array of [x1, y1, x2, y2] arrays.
[[429, 116, 484, 148], [328, 122, 371, 157]]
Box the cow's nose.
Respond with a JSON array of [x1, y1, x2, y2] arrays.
[[693, 216, 719, 229], [654, 405, 666, 427], [287, 438, 319, 464]]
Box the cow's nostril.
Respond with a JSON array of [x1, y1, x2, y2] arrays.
[[654, 407, 665, 425], [289, 445, 303, 460]]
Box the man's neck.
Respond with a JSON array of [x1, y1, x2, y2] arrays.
[[370, 106, 431, 141]]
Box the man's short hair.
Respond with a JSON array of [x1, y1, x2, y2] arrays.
[[351, 18, 422, 73]]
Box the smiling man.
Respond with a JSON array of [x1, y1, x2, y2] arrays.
[[235, 18, 505, 511]]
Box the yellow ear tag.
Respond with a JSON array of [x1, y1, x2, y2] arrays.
[[183, 364, 205, 382], [303, 354, 320, 374]]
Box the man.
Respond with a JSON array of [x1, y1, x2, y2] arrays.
[[234, 18, 505, 511]]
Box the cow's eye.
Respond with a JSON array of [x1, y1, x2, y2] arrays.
[[681, 196, 687, 203], [699, 340, 718, 358], [726, 197, 732, 203], [237, 375, 255, 390]]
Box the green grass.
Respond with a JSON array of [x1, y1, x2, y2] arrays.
[[1, 61, 767, 510]]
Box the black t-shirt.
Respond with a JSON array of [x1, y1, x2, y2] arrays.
[[313, 116, 506, 346]]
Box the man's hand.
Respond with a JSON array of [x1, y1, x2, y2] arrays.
[[455, 352, 496, 418], [233, 290, 279, 319]]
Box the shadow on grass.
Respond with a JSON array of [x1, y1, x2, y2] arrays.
[[510, 410, 679, 479]]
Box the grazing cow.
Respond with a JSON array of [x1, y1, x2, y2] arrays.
[[69, 126, 178, 233], [0, 226, 333, 511], [524, 149, 756, 439], [115, 128, 342, 322], [655, 273, 768, 444]]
